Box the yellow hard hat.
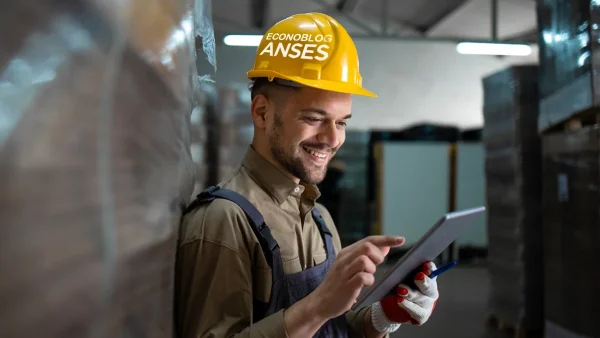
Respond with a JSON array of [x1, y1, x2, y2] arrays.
[[247, 12, 377, 98]]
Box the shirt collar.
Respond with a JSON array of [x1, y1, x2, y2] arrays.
[[242, 146, 321, 205]]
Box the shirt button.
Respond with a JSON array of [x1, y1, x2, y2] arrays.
[[294, 187, 300, 193]]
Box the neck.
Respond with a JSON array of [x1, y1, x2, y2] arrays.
[[251, 141, 301, 184]]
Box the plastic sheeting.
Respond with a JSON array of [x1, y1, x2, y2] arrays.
[[0, 0, 215, 337], [537, 0, 600, 132]]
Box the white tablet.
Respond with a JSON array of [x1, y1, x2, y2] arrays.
[[352, 206, 486, 310]]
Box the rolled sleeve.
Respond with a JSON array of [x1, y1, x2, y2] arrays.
[[245, 309, 288, 337], [345, 306, 371, 338]]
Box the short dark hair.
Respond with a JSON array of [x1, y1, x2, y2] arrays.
[[248, 77, 299, 101]]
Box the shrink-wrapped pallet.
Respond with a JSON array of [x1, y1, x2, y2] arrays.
[[482, 65, 543, 334], [0, 1, 216, 337], [542, 125, 600, 338], [536, 0, 600, 131]]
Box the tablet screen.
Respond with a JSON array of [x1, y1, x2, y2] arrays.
[[352, 206, 485, 310]]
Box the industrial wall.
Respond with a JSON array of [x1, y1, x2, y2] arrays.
[[215, 39, 539, 130]]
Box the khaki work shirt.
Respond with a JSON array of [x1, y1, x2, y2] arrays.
[[176, 146, 372, 337]]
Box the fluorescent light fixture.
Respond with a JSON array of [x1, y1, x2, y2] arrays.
[[456, 42, 532, 56], [223, 34, 264, 46]]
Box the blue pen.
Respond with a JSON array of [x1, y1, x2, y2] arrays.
[[428, 261, 457, 279]]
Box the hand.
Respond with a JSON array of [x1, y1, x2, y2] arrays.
[[378, 262, 439, 326], [308, 235, 405, 320]]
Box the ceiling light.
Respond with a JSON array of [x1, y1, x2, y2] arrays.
[[223, 34, 264, 46], [456, 42, 532, 56]]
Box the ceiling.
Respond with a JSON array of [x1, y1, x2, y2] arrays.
[[209, 0, 538, 43]]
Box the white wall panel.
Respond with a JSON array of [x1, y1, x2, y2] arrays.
[[380, 143, 450, 246], [455, 142, 487, 246]]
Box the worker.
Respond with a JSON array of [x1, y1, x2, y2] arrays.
[[175, 12, 440, 338]]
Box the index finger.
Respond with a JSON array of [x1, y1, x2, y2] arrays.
[[359, 235, 405, 248]]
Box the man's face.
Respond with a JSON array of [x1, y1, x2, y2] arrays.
[[265, 87, 352, 185]]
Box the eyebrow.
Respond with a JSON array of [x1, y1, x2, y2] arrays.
[[300, 108, 352, 120]]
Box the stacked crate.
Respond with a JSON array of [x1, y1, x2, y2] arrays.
[[537, 0, 600, 131], [482, 65, 544, 334], [541, 125, 600, 338], [537, 1, 600, 336]]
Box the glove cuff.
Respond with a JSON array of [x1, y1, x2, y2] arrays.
[[371, 301, 401, 333]]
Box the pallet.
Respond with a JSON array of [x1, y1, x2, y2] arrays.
[[486, 314, 544, 338]]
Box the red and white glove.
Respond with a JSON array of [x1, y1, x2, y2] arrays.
[[370, 262, 440, 334]]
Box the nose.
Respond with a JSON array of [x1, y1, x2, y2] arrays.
[[316, 120, 342, 149]]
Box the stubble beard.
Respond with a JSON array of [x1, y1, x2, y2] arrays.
[[269, 113, 330, 185]]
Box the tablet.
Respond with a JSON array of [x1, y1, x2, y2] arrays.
[[352, 206, 486, 310]]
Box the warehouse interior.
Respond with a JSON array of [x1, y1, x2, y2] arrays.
[[1, 0, 598, 337]]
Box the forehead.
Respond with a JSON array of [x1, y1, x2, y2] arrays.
[[282, 86, 352, 118]]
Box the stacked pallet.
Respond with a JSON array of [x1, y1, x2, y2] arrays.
[[537, 0, 600, 132], [482, 65, 544, 336], [541, 124, 600, 338], [537, 1, 600, 336]]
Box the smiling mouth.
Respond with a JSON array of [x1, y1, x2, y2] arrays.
[[302, 146, 328, 159]]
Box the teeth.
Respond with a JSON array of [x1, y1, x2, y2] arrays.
[[303, 147, 327, 159]]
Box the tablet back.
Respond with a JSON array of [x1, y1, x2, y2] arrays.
[[353, 206, 486, 309]]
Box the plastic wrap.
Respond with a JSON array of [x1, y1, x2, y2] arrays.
[[0, 0, 215, 337], [542, 125, 600, 338], [537, 0, 600, 132], [481, 65, 544, 333]]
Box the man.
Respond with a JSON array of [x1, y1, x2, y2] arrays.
[[175, 12, 440, 338]]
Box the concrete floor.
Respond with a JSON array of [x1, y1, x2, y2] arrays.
[[371, 263, 510, 338]]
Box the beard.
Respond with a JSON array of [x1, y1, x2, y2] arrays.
[[268, 113, 335, 185]]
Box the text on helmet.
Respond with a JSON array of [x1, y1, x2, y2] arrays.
[[259, 33, 333, 61]]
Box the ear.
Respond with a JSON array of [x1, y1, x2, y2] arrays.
[[251, 94, 270, 128]]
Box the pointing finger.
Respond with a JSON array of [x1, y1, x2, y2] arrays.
[[361, 235, 405, 249]]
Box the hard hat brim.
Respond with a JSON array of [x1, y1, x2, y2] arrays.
[[248, 70, 377, 98]]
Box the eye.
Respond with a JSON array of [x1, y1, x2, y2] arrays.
[[336, 121, 347, 129], [304, 117, 323, 124]]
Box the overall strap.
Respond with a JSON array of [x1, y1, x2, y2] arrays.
[[311, 207, 332, 237], [311, 207, 336, 259], [184, 186, 281, 268], [184, 186, 286, 323]]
